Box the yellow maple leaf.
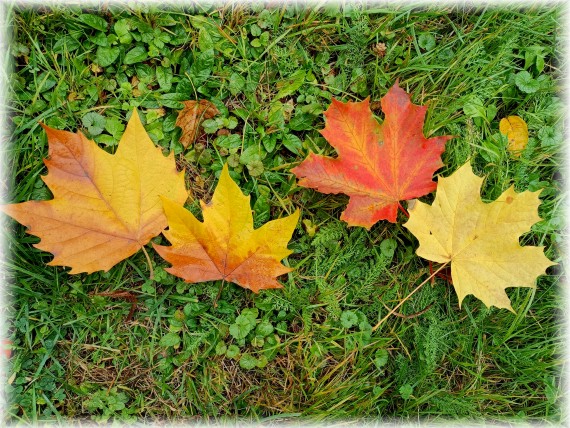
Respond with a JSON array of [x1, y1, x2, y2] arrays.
[[154, 164, 299, 293], [499, 115, 528, 156], [1, 111, 187, 274], [403, 162, 555, 312]]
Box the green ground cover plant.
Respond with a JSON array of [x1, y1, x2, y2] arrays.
[[1, 2, 564, 424]]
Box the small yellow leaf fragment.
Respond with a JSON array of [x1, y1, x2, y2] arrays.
[[302, 219, 318, 237], [499, 115, 528, 157]]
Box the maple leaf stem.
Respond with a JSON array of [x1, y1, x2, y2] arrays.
[[372, 262, 449, 332], [90, 290, 138, 322], [213, 280, 225, 308], [140, 245, 154, 280], [397, 202, 409, 218]]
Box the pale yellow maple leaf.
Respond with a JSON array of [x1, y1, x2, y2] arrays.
[[404, 162, 555, 312]]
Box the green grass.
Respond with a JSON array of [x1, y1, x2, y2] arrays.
[[2, 2, 564, 424]]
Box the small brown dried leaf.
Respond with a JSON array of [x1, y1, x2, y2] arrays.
[[176, 100, 220, 148], [372, 42, 387, 57]]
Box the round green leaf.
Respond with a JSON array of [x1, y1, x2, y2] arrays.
[[114, 19, 133, 44], [538, 126, 562, 147], [255, 320, 274, 337], [94, 134, 117, 147], [202, 119, 219, 134], [514, 71, 540, 94], [251, 336, 264, 347], [399, 384, 413, 399], [104, 117, 125, 138], [225, 344, 240, 359], [256, 355, 268, 368], [52, 36, 80, 54], [156, 66, 173, 91], [159, 332, 181, 348], [282, 134, 303, 155], [227, 153, 240, 168], [78, 14, 108, 32], [215, 341, 227, 356], [262, 134, 277, 153], [124, 46, 148, 64], [418, 33, 436, 51], [82, 112, 106, 136], [229, 73, 246, 95], [239, 353, 259, 370], [340, 310, 358, 329], [250, 24, 262, 37], [216, 134, 242, 150], [288, 113, 314, 131], [229, 314, 256, 340], [374, 349, 389, 369], [380, 238, 397, 259], [246, 160, 265, 177], [96, 46, 120, 68]]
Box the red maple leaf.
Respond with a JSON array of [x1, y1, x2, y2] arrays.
[[291, 82, 452, 228]]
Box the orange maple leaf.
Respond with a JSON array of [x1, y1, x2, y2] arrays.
[[154, 164, 299, 293], [291, 82, 452, 228], [1, 111, 187, 274]]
